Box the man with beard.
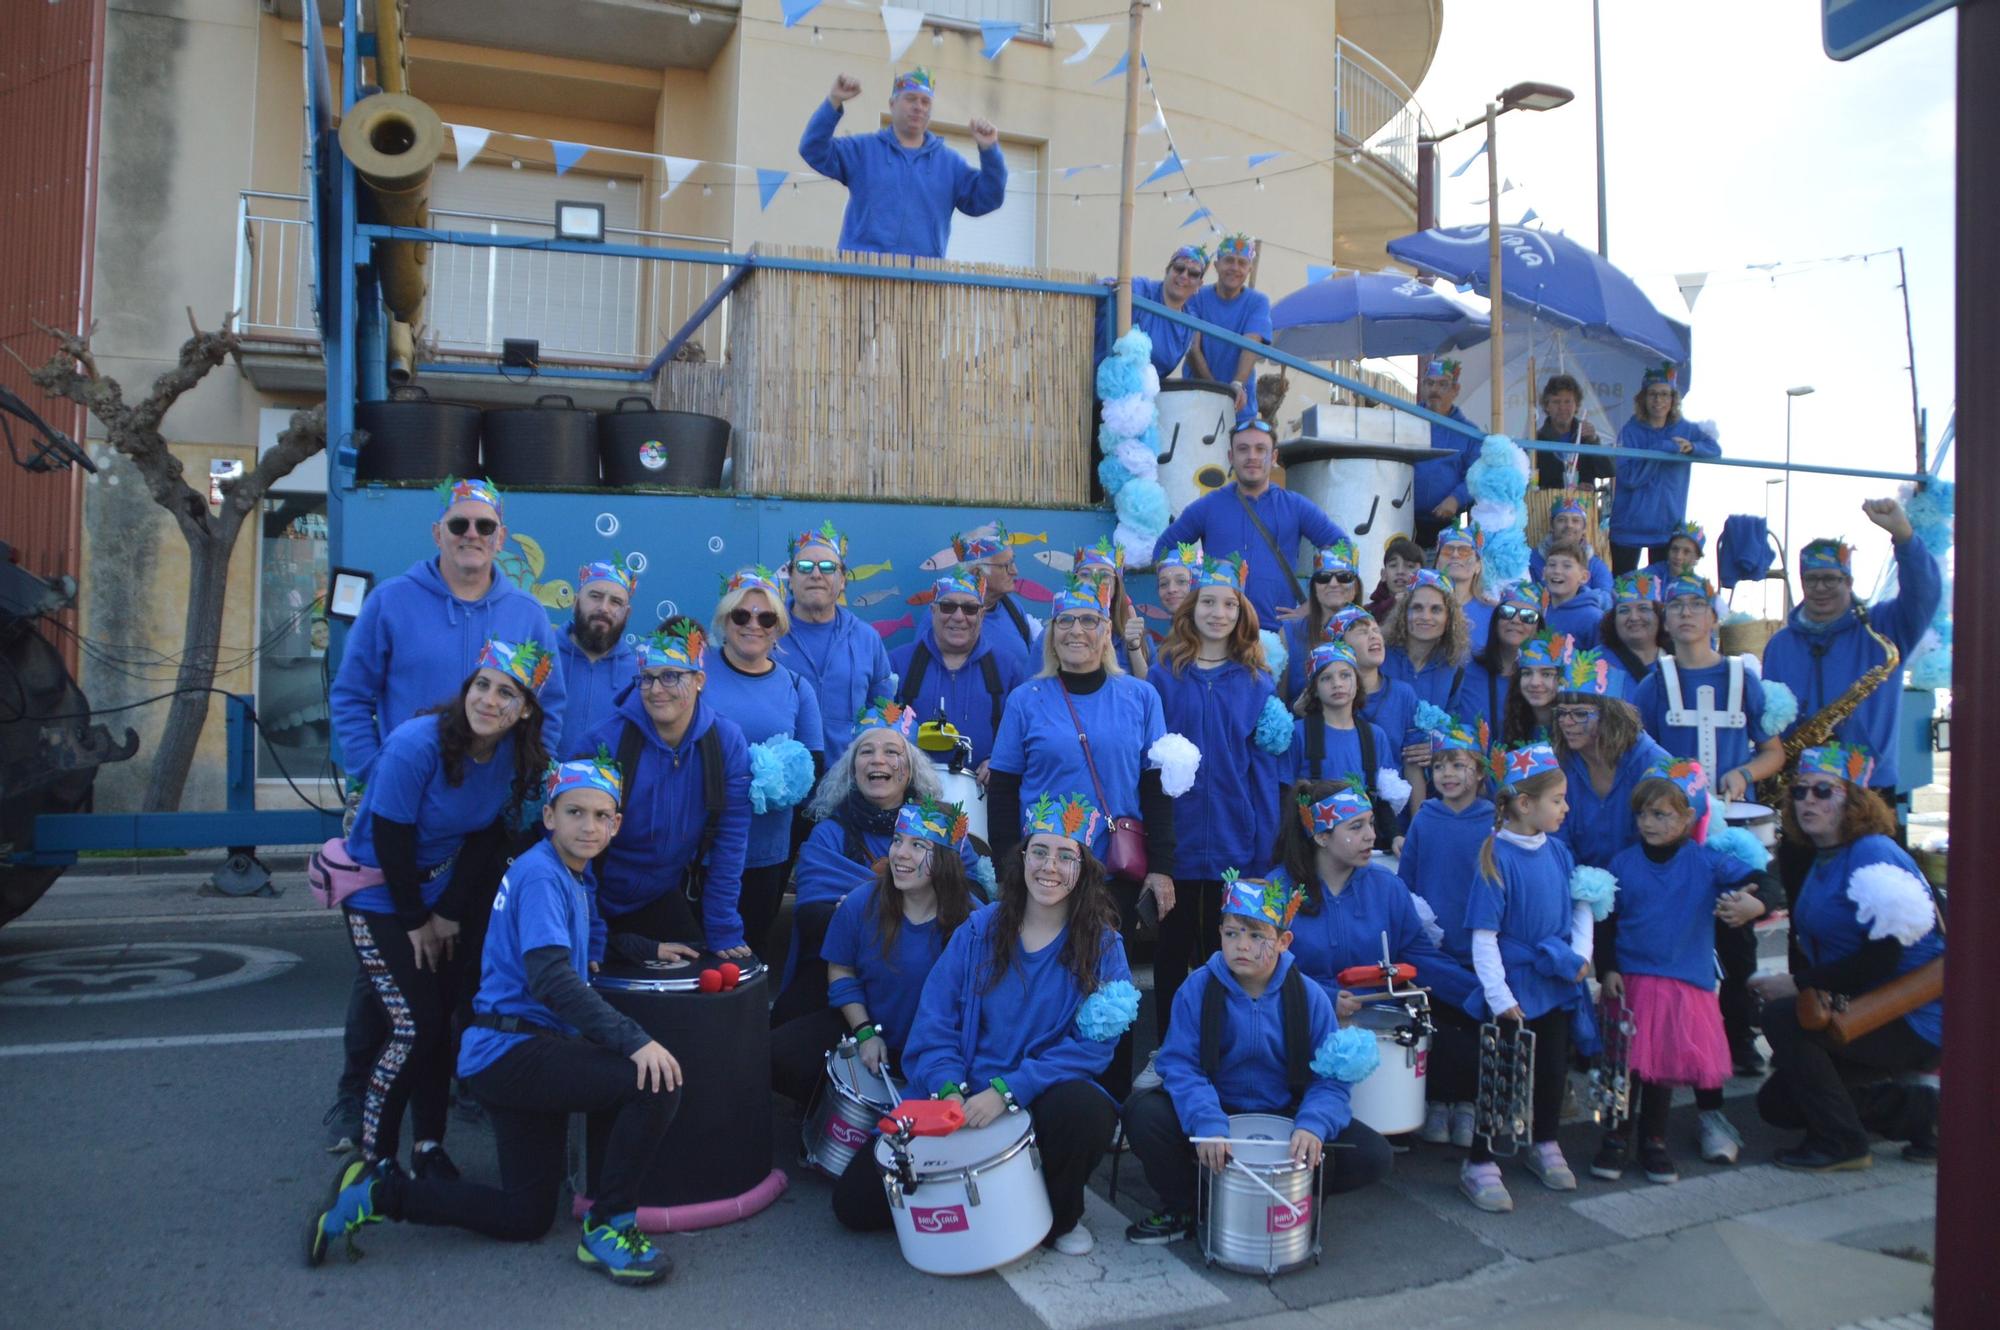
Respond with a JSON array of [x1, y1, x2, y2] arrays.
[[558, 560, 639, 742], [1411, 358, 1479, 549]]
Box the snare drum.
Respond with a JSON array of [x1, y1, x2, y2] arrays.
[[1346, 997, 1432, 1136], [1722, 800, 1778, 850], [801, 1043, 899, 1179], [874, 1113, 1050, 1275], [1197, 1113, 1321, 1277]]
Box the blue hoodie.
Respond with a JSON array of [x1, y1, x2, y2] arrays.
[[700, 654, 825, 869], [774, 607, 895, 763], [1398, 796, 1497, 964], [1530, 546, 1613, 594], [1382, 644, 1463, 711], [1464, 836, 1591, 1023], [821, 880, 953, 1056], [1149, 659, 1278, 879], [980, 594, 1042, 672], [1792, 835, 1944, 1045], [343, 714, 517, 918], [889, 614, 1027, 767], [1452, 659, 1511, 734], [1413, 407, 1478, 514], [1760, 536, 1941, 790], [903, 905, 1132, 1107], [555, 627, 637, 750], [1287, 863, 1484, 1018], [1633, 657, 1775, 781], [1356, 676, 1421, 762], [1610, 416, 1720, 548], [1157, 951, 1349, 1143], [1556, 732, 1672, 870], [1544, 586, 1610, 649], [1605, 839, 1761, 989], [330, 558, 566, 778], [577, 691, 752, 947], [798, 98, 1007, 258], [793, 812, 983, 910], [1154, 486, 1347, 626]]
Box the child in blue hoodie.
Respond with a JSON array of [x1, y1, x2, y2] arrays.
[[1539, 543, 1611, 649], [1120, 870, 1385, 1244], [1610, 365, 1720, 573]]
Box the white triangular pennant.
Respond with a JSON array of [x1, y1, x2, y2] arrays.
[[450, 124, 492, 171], [658, 156, 700, 200], [1676, 271, 1709, 311], [1138, 101, 1167, 135], [880, 4, 922, 61], [1064, 22, 1110, 64]]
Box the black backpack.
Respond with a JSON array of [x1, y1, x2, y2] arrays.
[[897, 642, 1006, 734], [1199, 964, 1314, 1102], [605, 717, 727, 901]]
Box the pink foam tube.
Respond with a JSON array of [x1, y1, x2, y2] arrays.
[[571, 1167, 790, 1233]]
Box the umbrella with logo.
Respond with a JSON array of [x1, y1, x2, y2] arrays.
[[1270, 270, 1491, 362]]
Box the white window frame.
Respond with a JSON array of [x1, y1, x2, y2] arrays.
[[922, 0, 1050, 41]]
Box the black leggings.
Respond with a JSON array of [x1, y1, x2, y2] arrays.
[[1469, 1010, 1571, 1163], [378, 1035, 680, 1238], [738, 862, 791, 965], [1609, 1077, 1724, 1144], [1152, 878, 1224, 1041], [770, 1006, 849, 1106], [1121, 1087, 1394, 1214], [344, 908, 459, 1161], [1756, 997, 1941, 1157], [1425, 1004, 1483, 1105], [771, 899, 840, 1028]]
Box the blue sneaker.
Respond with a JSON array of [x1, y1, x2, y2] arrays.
[[306, 1157, 388, 1266], [577, 1211, 671, 1286]]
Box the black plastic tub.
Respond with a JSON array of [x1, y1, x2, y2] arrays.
[[597, 396, 731, 489]]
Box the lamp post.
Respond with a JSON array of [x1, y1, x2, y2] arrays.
[[1784, 384, 1816, 567]]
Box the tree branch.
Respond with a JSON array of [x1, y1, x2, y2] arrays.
[[224, 403, 327, 520]]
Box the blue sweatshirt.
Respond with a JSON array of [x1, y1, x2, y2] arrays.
[[1185, 283, 1273, 424], [1792, 836, 1944, 1045], [1633, 657, 1774, 781], [329, 558, 566, 778], [1157, 951, 1349, 1142], [1356, 676, 1421, 761], [774, 607, 895, 764], [1288, 864, 1483, 1018], [577, 691, 752, 947], [1382, 644, 1464, 711], [1154, 485, 1347, 626], [1397, 796, 1497, 964], [699, 653, 825, 869], [1128, 276, 1196, 378], [821, 881, 951, 1055], [1452, 659, 1512, 733], [1413, 407, 1478, 514], [797, 99, 1007, 258], [459, 839, 609, 1078], [1464, 837, 1588, 1021], [889, 616, 1027, 767], [980, 594, 1042, 672], [1760, 536, 1942, 790], [1556, 733, 1671, 870], [344, 715, 516, 917], [555, 628, 637, 752], [903, 905, 1132, 1107], [1605, 840, 1760, 989], [1544, 587, 1610, 649], [1531, 547, 1613, 595], [1610, 417, 1720, 548], [1461, 597, 1497, 654], [793, 813, 983, 910], [989, 674, 1166, 864], [1149, 659, 1277, 879], [1282, 716, 1392, 789]]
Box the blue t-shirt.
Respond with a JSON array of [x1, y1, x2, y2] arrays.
[[988, 675, 1166, 862], [1356, 677, 1421, 761], [774, 609, 894, 764], [1632, 658, 1773, 782], [1184, 283, 1273, 424], [821, 882, 948, 1054], [1282, 717, 1392, 788], [344, 716, 516, 916], [1463, 836, 1585, 1021], [699, 654, 825, 869], [458, 839, 599, 1078], [1129, 276, 1197, 378], [1382, 645, 1464, 711], [1604, 840, 1760, 989]]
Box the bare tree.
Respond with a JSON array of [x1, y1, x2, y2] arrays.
[[21, 313, 326, 812]]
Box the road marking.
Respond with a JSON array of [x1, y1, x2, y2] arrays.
[[0, 943, 299, 1006], [1567, 1153, 1919, 1239], [993, 1192, 1232, 1330], [0, 1027, 343, 1058]]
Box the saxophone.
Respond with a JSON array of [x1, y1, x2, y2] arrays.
[[1761, 605, 1901, 801]]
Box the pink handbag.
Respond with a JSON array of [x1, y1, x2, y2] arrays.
[[307, 837, 385, 909]]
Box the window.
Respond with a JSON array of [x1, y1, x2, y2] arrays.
[[938, 130, 1039, 269], [926, 0, 1046, 35], [255, 496, 332, 785]]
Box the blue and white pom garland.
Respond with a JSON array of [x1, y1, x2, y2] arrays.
[[1901, 480, 1954, 690], [1466, 434, 1534, 587], [1760, 680, 1799, 735], [1075, 979, 1142, 1041], [1097, 329, 1170, 568], [1569, 864, 1619, 922], [1706, 826, 1771, 879], [1312, 1026, 1381, 1083]]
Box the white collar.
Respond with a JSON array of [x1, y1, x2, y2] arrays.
[[1496, 828, 1547, 850]]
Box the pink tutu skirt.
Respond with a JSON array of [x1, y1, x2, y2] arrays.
[[1623, 973, 1732, 1089]]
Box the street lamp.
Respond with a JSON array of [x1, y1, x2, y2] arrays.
[[1784, 385, 1816, 570]]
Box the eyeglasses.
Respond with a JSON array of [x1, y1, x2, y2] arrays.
[[1312, 571, 1358, 586], [1218, 925, 1277, 950], [729, 609, 780, 629], [1665, 598, 1709, 615], [444, 516, 498, 537], [1025, 844, 1082, 869], [1790, 781, 1842, 803], [1801, 574, 1848, 592], [1168, 264, 1205, 278], [1053, 613, 1104, 632], [935, 600, 982, 617], [639, 670, 697, 693], [793, 558, 840, 576], [1553, 705, 1601, 723], [1496, 604, 1543, 625]]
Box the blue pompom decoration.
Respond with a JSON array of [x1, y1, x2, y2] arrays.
[[1569, 865, 1619, 922], [1467, 438, 1528, 506], [1098, 455, 1133, 498], [972, 854, 998, 900], [1707, 826, 1771, 878], [1112, 327, 1154, 365], [1096, 353, 1143, 402], [1481, 526, 1531, 584], [1259, 629, 1288, 683], [1076, 979, 1142, 1041], [1904, 480, 1954, 557], [747, 736, 815, 814], [1413, 700, 1454, 734], [1760, 679, 1799, 735], [1253, 694, 1295, 755], [1312, 1026, 1381, 1083], [1114, 477, 1171, 538]]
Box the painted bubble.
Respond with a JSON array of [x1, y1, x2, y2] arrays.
[[595, 513, 620, 537]]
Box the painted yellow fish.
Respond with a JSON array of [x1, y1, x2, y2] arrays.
[[848, 559, 894, 582], [535, 580, 575, 609], [499, 534, 574, 611], [1007, 531, 1048, 547]]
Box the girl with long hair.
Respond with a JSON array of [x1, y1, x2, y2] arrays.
[[1283, 642, 1413, 846], [1382, 570, 1472, 711], [1501, 631, 1570, 746], [1280, 540, 1364, 699], [1333, 605, 1425, 786], [1549, 650, 1671, 872], [1124, 540, 1202, 678], [1454, 584, 1543, 734]]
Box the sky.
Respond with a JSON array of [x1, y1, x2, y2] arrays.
[[1408, 0, 1956, 603]]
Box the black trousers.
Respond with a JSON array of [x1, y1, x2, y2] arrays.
[[1121, 1087, 1394, 1215], [1755, 997, 1941, 1157], [1151, 878, 1225, 1041], [1609, 543, 1665, 575], [1714, 917, 1762, 1052], [1425, 1004, 1483, 1105], [606, 890, 701, 949], [771, 899, 840, 1027], [343, 908, 460, 1161], [837, 1080, 1116, 1238], [379, 1035, 680, 1239], [738, 862, 791, 965], [770, 1006, 849, 1106], [337, 972, 387, 1103], [1469, 1010, 1571, 1162]]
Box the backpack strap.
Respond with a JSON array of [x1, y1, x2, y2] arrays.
[[1305, 712, 1325, 781], [999, 595, 1032, 645], [978, 653, 1005, 733], [897, 643, 933, 708], [1356, 718, 1379, 796], [1449, 665, 1465, 710], [682, 725, 727, 903], [1280, 966, 1313, 1098], [595, 720, 647, 875], [1199, 972, 1228, 1083]]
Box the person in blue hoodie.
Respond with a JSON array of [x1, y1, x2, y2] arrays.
[[1453, 583, 1543, 735], [1382, 570, 1472, 711], [556, 559, 639, 749], [1539, 542, 1611, 649], [1641, 520, 1708, 585], [701, 567, 823, 962], [1529, 495, 1614, 594], [951, 524, 1042, 672], [308, 756, 680, 1287], [1412, 358, 1479, 548], [893, 568, 1027, 769], [1183, 233, 1273, 425], [1599, 572, 1668, 700], [1609, 364, 1720, 574], [1335, 606, 1425, 783], [1119, 870, 1386, 1245], [891, 792, 1139, 1256], [773, 520, 895, 764], [1551, 650, 1670, 871], [798, 67, 1005, 258], [1105, 245, 1208, 379], [576, 618, 753, 956]]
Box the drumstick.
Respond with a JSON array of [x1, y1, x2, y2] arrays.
[[1226, 1156, 1308, 1220], [1184, 1136, 1356, 1147]]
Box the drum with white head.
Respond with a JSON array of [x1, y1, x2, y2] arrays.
[[874, 1113, 1050, 1275], [1195, 1112, 1321, 1277]]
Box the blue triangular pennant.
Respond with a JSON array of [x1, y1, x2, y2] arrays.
[[1248, 151, 1282, 169], [757, 169, 789, 210], [1455, 281, 1475, 293], [551, 141, 589, 176], [1306, 264, 1336, 284], [1141, 151, 1182, 187], [1520, 207, 1540, 225], [1449, 140, 1487, 178], [782, 0, 821, 27], [1180, 207, 1211, 228], [980, 20, 1020, 59], [1095, 50, 1128, 83]]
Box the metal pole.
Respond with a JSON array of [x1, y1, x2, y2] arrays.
[[1592, 0, 1608, 258], [1896, 245, 1925, 474], [1487, 104, 1504, 429], [1113, 1, 1146, 338], [1783, 393, 1793, 569]]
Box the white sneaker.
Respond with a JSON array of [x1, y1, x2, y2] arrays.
[[1697, 1109, 1743, 1165], [1132, 1050, 1163, 1092], [1053, 1223, 1095, 1256], [1524, 1141, 1578, 1191], [1420, 1102, 1451, 1144], [1450, 1103, 1477, 1150]]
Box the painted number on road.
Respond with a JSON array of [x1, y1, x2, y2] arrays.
[[0, 943, 300, 1007]]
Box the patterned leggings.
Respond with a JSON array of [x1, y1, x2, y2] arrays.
[[344, 908, 455, 1162]]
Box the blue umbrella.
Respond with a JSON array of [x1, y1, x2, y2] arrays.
[[1270, 271, 1490, 361]]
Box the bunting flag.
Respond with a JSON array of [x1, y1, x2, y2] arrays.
[[1141, 151, 1182, 187], [1519, 207, 1540, 225], [1449, 140, 1487, 177], [757, 169, 789, 210], [1247, 151, 1282, 169], [1676, 271, 1709, 311], [1181, 206, 1211, 228], [980, 20, 1019, 59], [449, 124, 491, 171], [551, 140, 590, 176], [1064, 21, 1111, 64], [658, 155, 700, 200], [782, 0, 821, 28], [880, 4, 922, 60], [1139, 101, 1168, 135], [1455, 281, 1475, 293], [1307, 264, 1336, 284], [1095, 49, 1130, 84]]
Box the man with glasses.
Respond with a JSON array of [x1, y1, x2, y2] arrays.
[[557, 560, 639, 743], [773, 521, 895, 764], [892, 570, 1026, 772], [951, 526, 1041, 671], [1182, 234, 1272, 425]]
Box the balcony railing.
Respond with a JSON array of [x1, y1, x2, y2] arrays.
[[1334, 36, 1431, 189], [232, 192, 732, 368]]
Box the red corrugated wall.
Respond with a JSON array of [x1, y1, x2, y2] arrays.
[[0, 0, 105, 671]]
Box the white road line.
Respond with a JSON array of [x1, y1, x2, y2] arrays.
[[0, 1027, 344, 1058], [1567, 1152, 1921, 1240], [993, 1192, 1234, 1330]]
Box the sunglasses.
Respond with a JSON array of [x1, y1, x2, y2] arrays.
[[730, 609, 779, 629], [1496, 604, 1543, 625], [1553, 705, 1601, 723], [1312, 571, 1358, 586], [793, 558, 841, 575], [935, 600, 982, 618], [1790, 781, 1841, 803], [1168, 264, 1205, 278], [444, 516, 498, 537]]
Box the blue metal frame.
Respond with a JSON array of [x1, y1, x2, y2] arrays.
[[415, 362, 653, 383], [646, 261, 753, 377]]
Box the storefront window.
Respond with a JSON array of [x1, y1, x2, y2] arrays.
[[256, 497, 331, 783]]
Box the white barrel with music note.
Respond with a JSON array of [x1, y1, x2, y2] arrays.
[[1280, 435, 1455, 581], [1154, 379, 1237, 522]]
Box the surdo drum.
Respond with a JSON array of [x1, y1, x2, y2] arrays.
[[1196, 1113, 1322, 1277], [875, 1111, 1051, 1275], [800, 1038, 900, 1179]]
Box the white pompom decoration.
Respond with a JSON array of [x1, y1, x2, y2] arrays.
[[1847, 862, 1937, 945], [1103, 393, 1154, 438], [1113, 438, 1160, 481], [1376, 769, 1412, 814], [1148, 733, 1202, 798]]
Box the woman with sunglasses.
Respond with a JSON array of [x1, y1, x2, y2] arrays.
[[1124, 245, 1209, 378], [1453, 584, 1543, 735], [701, 567, 825, 962], [1600, 573, 1669, 699], [1382, 570, 1472, 712], [1748, 744, 1943, 1171], [1279, 541, 1365, 700], [1549, 651, 1670, 873], [1434, 529, 1496, 651]]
